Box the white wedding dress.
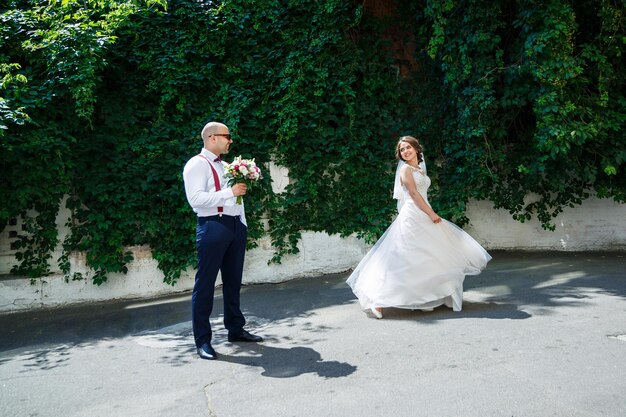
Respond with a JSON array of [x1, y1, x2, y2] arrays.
[[346, 162, 491, 312]]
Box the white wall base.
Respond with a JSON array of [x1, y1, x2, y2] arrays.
[[0, 232, 371, 313], [464, 196, 626, 251], [1, 196, 624, 313]]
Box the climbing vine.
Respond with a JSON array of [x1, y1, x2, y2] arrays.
[[1, 0, 624, 285], [408, 0, 625, 225]]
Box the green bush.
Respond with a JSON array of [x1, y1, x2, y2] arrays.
[[1, 0, 624, 284]]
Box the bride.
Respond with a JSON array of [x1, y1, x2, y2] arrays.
[[346, 136, 492, 319]]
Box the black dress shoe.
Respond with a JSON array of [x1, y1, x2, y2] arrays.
[[228, 329, 263, 343], [197, 343, 218, 360]]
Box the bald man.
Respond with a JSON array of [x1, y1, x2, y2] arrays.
[[183, 122, 262, 360]]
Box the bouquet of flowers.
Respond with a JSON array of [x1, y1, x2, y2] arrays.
[[223, 156, 263, 204]]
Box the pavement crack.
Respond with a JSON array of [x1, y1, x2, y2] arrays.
[[203, 383, 218, 417]]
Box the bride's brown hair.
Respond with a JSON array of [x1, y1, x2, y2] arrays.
[[395, 136, 423, 163]]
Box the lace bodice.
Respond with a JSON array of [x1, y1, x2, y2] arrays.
[[401, 168, 431, 205]]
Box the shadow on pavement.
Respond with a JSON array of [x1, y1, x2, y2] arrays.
[[465, 251, 626, 310], [377, 301, 532, 322], [1, 251, 623, 361], [219, 343, 357, 378]]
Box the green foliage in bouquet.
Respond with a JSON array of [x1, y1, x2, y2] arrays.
[[1, 0, 624, 285]]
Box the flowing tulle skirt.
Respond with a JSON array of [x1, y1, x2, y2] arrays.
[[346, 201, 491, 312]]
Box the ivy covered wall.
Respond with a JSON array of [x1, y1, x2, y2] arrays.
[[1, 0, 624, 285]]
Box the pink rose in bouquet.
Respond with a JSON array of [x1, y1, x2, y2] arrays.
[[223, 156, 263, 204]]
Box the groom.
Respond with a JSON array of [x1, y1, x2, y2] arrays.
[[183, 121, 263, 360]]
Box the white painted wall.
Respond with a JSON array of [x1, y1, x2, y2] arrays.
[[464, 196, 626, 251], [0, 232, 372, 313], [1, 163, 624, 313]]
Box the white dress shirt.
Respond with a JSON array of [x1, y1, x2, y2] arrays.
[[183, 148, 247, 226]]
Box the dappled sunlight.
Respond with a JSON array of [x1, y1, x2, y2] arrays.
[[0, 340, 107, 373], [465, 284, 512, 300], [466, 252, 626, 310], [123, 294, 191, 310], [18, 344, 73, 372], [532, 271, 587, 289], [493, 262, 565, 273], [2, 252, 623, 379]]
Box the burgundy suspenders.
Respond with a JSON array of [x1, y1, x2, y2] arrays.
[[197, 154, 224, 215]]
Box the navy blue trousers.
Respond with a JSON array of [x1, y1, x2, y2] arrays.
[[192, 215, 247, 348]]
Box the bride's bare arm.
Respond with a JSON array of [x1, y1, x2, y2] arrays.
[[400, 165, 442, 223]]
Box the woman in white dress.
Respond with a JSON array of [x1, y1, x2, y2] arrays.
[[346, 136, 491, 319]]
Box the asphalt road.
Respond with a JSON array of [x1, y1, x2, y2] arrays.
[[1, 251, 625, 417]]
